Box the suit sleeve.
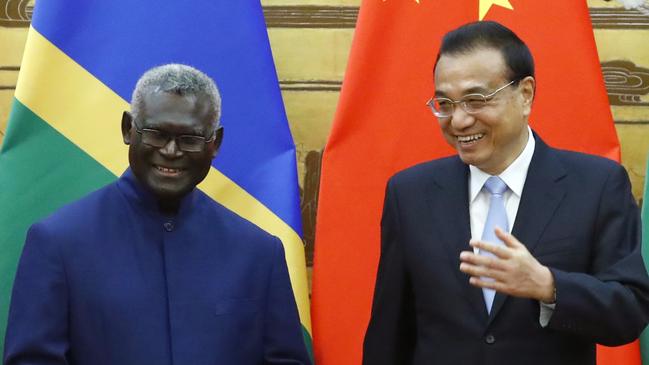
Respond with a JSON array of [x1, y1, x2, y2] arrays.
[[546, 163, 649, 345], [363, 178, 416, 364], [3, 223, 70, 365], [262, 237, 312, 365]]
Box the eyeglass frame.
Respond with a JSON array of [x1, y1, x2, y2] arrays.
[[132, 120, 220, 153], [426, 79, 518, 119]]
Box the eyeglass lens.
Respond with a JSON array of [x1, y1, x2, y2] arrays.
[[140, 129, 208, 152]]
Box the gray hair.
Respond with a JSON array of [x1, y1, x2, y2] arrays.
[[130, 64, 221, 130]]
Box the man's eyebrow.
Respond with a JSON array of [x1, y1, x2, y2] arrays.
[[146, 124, 205, 136], [434, 90, 449, 98], [434, 86, 490, 98], [463, 86, 490, 95], [181, 129, 206, 137]]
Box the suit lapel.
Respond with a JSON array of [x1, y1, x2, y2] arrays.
[[425, 158, 489, 322], [487, 136, 568, 324]]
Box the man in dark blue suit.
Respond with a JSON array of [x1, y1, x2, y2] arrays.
[[4, 64, 311, 365], [363, 21, 649, 365]]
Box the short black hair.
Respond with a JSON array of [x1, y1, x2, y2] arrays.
[[434, 21, 535, 83]]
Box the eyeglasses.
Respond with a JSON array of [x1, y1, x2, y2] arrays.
[[426, 80, 517, 118], [133, 121, 218, 153]]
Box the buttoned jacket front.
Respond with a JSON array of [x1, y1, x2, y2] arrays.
[[363, 134, 649, 365], [4, 170, 310, 365]]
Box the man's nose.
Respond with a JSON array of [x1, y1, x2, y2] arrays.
[[159, 138, 183, 157], [450, 104, 475, 129]]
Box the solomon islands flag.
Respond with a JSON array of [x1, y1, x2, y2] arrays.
[[0, 0, 312, 357]]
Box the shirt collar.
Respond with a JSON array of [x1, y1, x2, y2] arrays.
[[469, 126, 535, 202], [117, 168, 197, 217]]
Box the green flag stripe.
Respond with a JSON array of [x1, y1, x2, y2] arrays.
[[302, 326, 314, 363], [0, 98, 116, 355], [641, 154, 649, 364]]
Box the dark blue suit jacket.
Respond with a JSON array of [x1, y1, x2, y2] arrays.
[[4, 170, 311, 365], [363, 135, 649, 365]]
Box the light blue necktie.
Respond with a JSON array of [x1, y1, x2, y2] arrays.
[[480, 176, 509, 313]]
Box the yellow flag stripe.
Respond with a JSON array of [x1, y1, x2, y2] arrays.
[[14, 26, 312, 333], [197, 170, 311, 332]]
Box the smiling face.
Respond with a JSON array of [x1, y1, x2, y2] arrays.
[[434, 47, 534, 175], [122, 91, 222, 209]]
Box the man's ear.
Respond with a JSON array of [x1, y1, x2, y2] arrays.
[[519, 76, 536, 117], [122, 111, 133, 145], [210, 126, 224, 158]]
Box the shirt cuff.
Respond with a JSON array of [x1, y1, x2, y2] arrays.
[[539, 301, 556, 327]]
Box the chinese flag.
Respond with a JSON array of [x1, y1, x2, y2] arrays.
[[311, 1, 636, 365]]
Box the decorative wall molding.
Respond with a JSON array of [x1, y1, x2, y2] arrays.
[[602, 60, 649, 106], [0, 0, 33, 28], [2, 4, 648, 30], [280, 80, 342, 92], [263, 6, 358, 28], [264, 6, 649, 30], [0, 66, 19, 90], [615, 120, 649, 124], [590, 7, 649, 29]]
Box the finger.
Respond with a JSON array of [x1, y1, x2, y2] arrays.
[[459, 262, 507, 281], [459, 251, 508, 271], [470, 277, 529, 298], [470, 240, 512, 259], [459, 262, 487, 277], [459, 250, 481, 264], [495, 228, 523, 248], [468, 276, 504, 292]]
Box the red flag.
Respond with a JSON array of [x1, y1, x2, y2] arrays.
[[311, 1, 635, 364]]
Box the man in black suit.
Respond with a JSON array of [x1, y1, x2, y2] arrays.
[[363, 21, 649, 365]]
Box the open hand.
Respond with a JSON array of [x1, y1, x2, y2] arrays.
[[459, 227, 555, 303]]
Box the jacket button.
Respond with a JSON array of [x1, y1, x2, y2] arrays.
[[163, 221, 174, 232], [485, 334, 496, 344]]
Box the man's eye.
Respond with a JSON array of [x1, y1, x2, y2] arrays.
[[143, 130, 163, 139], [436, 100, 451, 108], [464, 98, 485, 109], [179, 136, 203, 145]]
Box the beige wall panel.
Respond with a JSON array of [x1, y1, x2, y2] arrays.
[[269, 28, 354, 81], [283, 91, 338, 151], [0, 70, 18, 86], [0, 26, 29, 145], [590, 6, 649, 199], [612, 106, 649, 121], [0, 27, 28, 64], [617, 124, 649, 200], [594, 30, 649, 64], [588, 0, 624, 7], [594, 30, 649, 122], [282, 90, 338, 178]]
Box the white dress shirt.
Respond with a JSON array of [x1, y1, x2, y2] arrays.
[[467, 126, 554, 325]]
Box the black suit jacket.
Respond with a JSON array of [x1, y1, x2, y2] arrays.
[[363, 135, 649, 365]]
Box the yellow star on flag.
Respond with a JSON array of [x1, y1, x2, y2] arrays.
[[479, 0, 513, 20]]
